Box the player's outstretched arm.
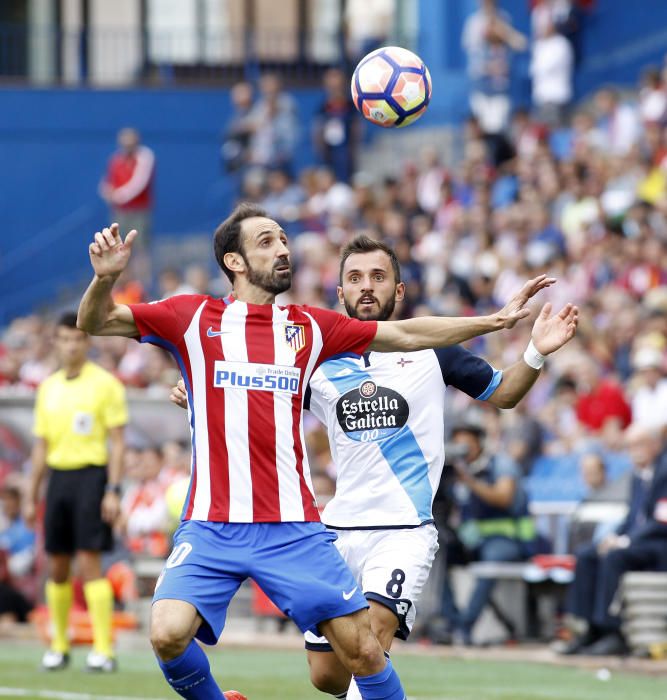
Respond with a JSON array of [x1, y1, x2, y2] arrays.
[[488, 302, 579, 409], [369, 275, 555, 352], [77, 223, 139, 337]]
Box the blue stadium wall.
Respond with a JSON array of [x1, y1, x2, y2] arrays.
[[3, 0, 667, 324], [0, 88, 322, 324]]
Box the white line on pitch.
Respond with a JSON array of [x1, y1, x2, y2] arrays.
[[0, 688, 169, 700]]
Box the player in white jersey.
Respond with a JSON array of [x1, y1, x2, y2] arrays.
[[301, 235, 578, 700]]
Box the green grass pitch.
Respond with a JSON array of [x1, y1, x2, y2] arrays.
[[0, 642, 664, 699]]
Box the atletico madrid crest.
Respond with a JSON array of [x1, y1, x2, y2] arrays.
[[284, 324, 305, 353]]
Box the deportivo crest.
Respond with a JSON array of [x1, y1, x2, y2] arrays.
[[284, 324, 305, 353]]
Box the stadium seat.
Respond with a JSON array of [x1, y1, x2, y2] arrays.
[[619, 572, 667, 656]]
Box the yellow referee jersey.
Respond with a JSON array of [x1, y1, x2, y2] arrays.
[[33, 361, 128, 470]]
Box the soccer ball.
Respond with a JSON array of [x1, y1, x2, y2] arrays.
[[351, 46, 432, 128]]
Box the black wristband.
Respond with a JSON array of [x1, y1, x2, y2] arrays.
[[105, 483, 122, 496]]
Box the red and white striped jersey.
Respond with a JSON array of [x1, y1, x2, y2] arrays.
[[129, 295, 377, 523]]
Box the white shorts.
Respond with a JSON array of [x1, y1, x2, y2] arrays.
[[304, 524, 439, 649]]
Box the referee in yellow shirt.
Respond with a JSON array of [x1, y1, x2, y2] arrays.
[[26, 312, 128, 672]]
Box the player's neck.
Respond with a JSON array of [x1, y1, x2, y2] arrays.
[[63, 359, 86, 379], [231, 281, 276, 305]]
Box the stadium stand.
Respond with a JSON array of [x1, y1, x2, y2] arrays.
[[1, 0, 667, 662]]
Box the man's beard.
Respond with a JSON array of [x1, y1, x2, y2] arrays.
[[344, 293, 396, 322], [246, 257, 292, 295]]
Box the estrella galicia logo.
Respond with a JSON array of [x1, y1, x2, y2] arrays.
[[335, 382, 409, 442]]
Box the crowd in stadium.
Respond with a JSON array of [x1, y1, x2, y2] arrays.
[[1, 0, 667, 658]]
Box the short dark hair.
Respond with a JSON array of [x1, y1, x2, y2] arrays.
[[213, 202, 268, 282], [57, 311, 79, 329], [339, 234, 401, 285], [0, 485, 21, 502]]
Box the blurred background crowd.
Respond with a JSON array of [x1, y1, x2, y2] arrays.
[[2, 0, 667, 656]]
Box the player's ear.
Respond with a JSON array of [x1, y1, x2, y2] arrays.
[[336, 286, 345, 305], [394, 282, 405, 302], [224, 252, 245, 275]]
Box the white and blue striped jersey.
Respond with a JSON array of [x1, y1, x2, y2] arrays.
[[305, 346, 502, 528]]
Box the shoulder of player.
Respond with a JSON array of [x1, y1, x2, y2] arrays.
[[141, 293, 210, 309], [35, 370, 60, 395], [372, 347, 442, 365], [177, 293, 210, 306], [295, 304, 355, 321], [292, 303, 325, 317], [82, 361, 125, 387]]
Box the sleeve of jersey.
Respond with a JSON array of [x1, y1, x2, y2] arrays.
[[32, 385, 46, 438], [307, 307, 377, 363], [103, 377, 129, 429], [128, 295, 200, 347], [435, 345, 503, 400], [303, 379, 327, 425]]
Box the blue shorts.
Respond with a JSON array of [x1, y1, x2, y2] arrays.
[[153, 520, 368, 645]]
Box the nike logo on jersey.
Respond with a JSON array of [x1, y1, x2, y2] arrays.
[[207, 327, 228, 337], [342, 586, 358, 601]]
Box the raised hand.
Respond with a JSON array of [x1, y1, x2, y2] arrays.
[[532, 302, 579, 355], [497, 274, 557, 329], [88, 223, 138, 278]]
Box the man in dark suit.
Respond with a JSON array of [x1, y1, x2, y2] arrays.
[[562, 425, 667, 655]]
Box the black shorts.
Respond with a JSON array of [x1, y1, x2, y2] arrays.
[[44, 466, 112, 554]]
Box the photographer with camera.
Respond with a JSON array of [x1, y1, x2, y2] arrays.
[[437, 410, 538, 646]]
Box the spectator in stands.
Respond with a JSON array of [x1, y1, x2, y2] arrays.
[[221, 81, 255, 175], [0, 485, 36, 624], [343, 0, 394, 67], [628, 346, 667, 433], [0, 317, 55, 391], [569, 452, 630, 550], [638, 67, 667, 126], [158, 267, 196, 300], [99, 128, 155, 275], [247, 74, 299, 173], [313, 68, 359, 183], [594, 87, 641, 157], [119, 446, 170, 559], [531, 0, 582, 62], [561, 425, 667, 655], [259, 168, 306, 228], [463, 0, 527, 135], [0, 550, 32, 625], [26, 312, 127, 672], [183, 264, 214, 296], [503, 401, 544, 475], [0, 485, 35, 578], [440, 412, 538, 645], [305, 167, 356, 228], [579, 452, 608, 494], [530, 14, 574, 127], [574, 356, 632, 435]]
